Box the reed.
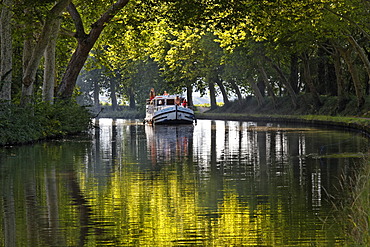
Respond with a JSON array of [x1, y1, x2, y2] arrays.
[[343, 156, 370, 246]]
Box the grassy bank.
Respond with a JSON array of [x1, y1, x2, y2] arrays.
[[196, 95, 370, 136], [196, 112, 370, 136], [0, 101, 92, 146], [341, 158, 370, 246], [210, 95, 370, 117]]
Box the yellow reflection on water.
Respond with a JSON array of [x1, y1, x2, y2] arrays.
[[76, 163, 343, 246]]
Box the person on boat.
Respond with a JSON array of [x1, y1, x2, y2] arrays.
[[163, 91, 169, 96], [149, 88, 156, 101], [175, 96, 181, 105], [182, 98, 187, 107]]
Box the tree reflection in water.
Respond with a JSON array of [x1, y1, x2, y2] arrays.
[[0, 119, 368, 246]]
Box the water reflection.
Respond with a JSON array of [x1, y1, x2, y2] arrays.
[[146, 124, 194, 166], [0, 119, 368, 246]]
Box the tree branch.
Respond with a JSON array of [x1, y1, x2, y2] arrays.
[[67, 2, 86, 39], [59, 27, 76, 37], [94, 0, 130, 27], [323, 6, 370, 40]]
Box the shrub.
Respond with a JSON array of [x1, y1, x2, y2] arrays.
[[0, 101, 92, 146]]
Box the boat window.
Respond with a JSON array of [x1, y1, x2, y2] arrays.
[[157, 100, 163, 106], [166, 99, 175, 105]]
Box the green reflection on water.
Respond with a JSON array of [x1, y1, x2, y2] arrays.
[[0, 119, 368, 246]]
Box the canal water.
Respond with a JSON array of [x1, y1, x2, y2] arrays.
[[0, 119, 368, 246]]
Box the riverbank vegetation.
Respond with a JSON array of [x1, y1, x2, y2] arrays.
[[196, 95, 370, 135], [0, 101, 91, 146], [338, 157, 370, 247]]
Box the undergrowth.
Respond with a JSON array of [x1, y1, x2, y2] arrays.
[[211, 95, 370, 117], [0, 101, 92, 146]]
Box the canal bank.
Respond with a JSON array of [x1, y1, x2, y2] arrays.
[[196, 95, 370, 137], [196, 112, 370, 138]]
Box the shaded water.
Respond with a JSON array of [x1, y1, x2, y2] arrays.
[[0, 119, 369, 246]]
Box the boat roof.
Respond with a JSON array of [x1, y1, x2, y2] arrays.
[[152, 95, 183, 100]]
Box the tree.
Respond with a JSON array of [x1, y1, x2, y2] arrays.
[[0, 0, 13, 101], [9, 0, 370, 111], [57, 0, 130, 99], [42, 17, 62, 103], [21, 0, 71, 105]]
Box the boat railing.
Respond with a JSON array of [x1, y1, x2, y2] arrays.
[[146, 95, 191, 109]]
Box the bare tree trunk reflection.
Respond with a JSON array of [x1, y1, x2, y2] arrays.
[[2, 177, 16, 247], [208, 121, 223, 212], [112, 118, 117, 164], [25, 176, 40, 245], [66, 171, 92, 247], [257, 131, 268, 194], [45, 168, 65, 246]]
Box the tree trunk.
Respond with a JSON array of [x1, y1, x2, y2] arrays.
[[128, 87, 136, 109], [339, 46, 365, 108], [93, 79, 100, 109], [257, 77, 265, 97], [333, 47, 348, 111], [186, 85, 194, 107], [209, 81, 217, 109], [0, 0, 13, 101], [265, 56, 298, 108], [42, 19, 61, 103], [21, 33, 34, 106], [21, 0, 71, 105], [327, 60, 337, 96], [215, 77, 229, 105], [249, 79, 265, 106], [301, 54, 322, 107], [317, 47, 326, 94], [347, 35, 370, 88], [289, 54, 299, 93], [57, 0, 130, 99], [110, 79, 117, 111], [258, 63, 277, 108], [230, 79, 242, 101]]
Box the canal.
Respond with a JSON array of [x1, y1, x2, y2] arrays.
[[0, 119, 368, 246]]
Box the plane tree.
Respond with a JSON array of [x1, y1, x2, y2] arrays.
[[91, 0, 370, 111], [209, 0, 370, 110], [56, 0, 131, 100], [153, 27, 206, 107], [6, 0, 370, 110], [0, 0, 12, 101], [149, 29, 229, 109]]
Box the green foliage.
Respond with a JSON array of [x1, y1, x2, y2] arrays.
[[0, 101, 92, 146], [0, 104, 41, 145], [6, 0, 370, 118]]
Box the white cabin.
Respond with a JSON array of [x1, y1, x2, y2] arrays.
[[144, 95, 195, 125]]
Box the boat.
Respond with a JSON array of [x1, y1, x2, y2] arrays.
[[144, 94, 195, 125]]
